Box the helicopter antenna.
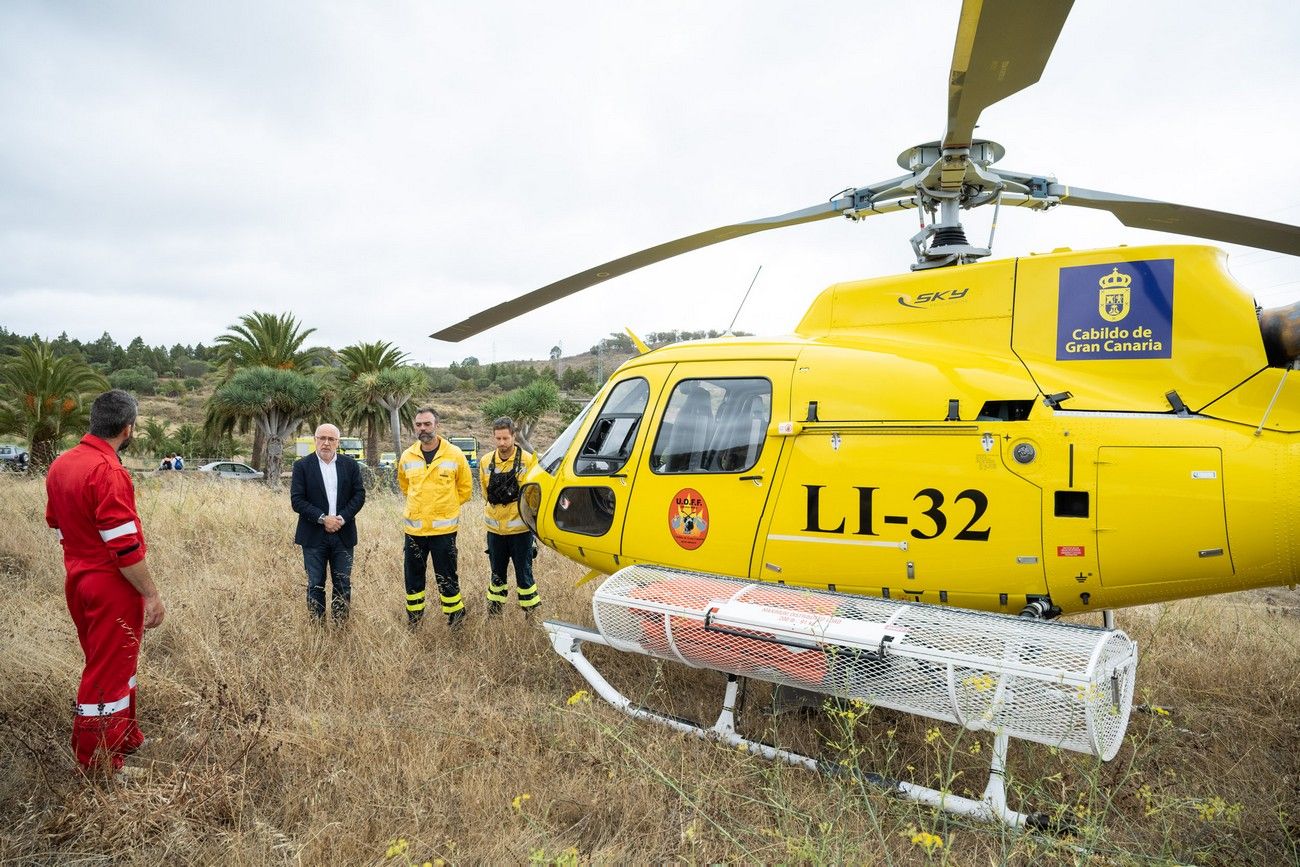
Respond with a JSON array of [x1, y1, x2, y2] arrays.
[[726, 265, 763, 334]]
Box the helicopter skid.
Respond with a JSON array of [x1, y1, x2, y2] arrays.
[[544, 619, 1058, 830]]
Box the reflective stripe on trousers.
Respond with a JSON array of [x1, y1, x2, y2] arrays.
[[76, 675, 138, 717], [517, 584, 540, 609]]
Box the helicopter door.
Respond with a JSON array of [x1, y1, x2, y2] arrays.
[[545, 368, 671, 573], [620, 364, 790, 576], [1096, 447, 1231, 587]]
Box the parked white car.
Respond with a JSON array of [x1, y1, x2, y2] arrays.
[[0, 444, 28, 470], [197, 461, 264, 480]]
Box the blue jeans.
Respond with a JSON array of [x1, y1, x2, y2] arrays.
[[304, 535, 354, 622]]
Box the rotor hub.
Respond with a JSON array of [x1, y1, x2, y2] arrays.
[[897, 139, 1005, 172]]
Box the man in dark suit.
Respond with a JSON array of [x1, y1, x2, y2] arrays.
[[291, 423, 366, 623]]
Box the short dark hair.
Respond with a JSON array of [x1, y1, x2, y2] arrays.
[[89, 389, 138, 439], [492, 416, 515, 433], [413, 406, 438, 420]]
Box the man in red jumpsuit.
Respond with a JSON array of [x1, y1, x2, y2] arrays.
[[45, 389, 166, 774]]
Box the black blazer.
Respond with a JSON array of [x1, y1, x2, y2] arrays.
[[291, 453, 365, 548]]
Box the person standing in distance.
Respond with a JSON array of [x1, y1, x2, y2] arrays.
[[45, 389, 165, 775], [480, 416, 540, 617], [290, 423, 366, 623], [397, 407, 472, 628]]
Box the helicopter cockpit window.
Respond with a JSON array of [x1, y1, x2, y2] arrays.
[[573, 377, 650, 476], [541, 396, 596, 474], [650, 378, 771, 474]]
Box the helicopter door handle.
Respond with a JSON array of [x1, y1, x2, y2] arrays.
[[739, 474, 763, 483]]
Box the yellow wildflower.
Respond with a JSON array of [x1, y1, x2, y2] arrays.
[[566, 690, 591, 706], [512, 793, 532, 811], [1194, 795, 1240, 823], [903, 825, 945, 855]]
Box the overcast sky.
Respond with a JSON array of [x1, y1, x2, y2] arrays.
[[2, 1, 1298, 368]]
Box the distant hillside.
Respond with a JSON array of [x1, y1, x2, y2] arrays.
[[2, 323, 741, 465]]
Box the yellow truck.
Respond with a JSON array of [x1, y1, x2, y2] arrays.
[[294, 435, 365, 460]]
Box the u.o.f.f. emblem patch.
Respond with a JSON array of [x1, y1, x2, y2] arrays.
[[668, 488, 709, 550]]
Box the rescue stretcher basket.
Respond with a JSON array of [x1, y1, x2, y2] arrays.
[[544, 564, 1139, 828]]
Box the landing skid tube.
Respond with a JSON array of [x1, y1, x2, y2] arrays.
[[545, 619, 1057, 830]]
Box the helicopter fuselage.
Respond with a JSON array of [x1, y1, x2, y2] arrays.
[[520, 244, 1299, 615]]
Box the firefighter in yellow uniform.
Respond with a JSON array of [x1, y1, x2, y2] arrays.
[[397, 407, 473, 628], [479, 416, 541, 616]]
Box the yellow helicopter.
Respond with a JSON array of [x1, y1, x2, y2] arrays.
[[435, 0, 1299, 621], [430, 0, 1300, 827]]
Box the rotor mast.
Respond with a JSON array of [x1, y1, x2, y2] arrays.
[[897, 140, 1009, 270]]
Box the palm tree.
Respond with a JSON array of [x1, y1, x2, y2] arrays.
[[213, 312, 329, 469], [172, 423, 200, 460], [481, 379, 560, 452], [336, 340, 408, 373], [137, 418, 172, 458], [214, 311, 330, 371], [336, 341, 410, 468], [0, 338, 108, 471], [209, 367, 324, 487], [373, 367, 428, 458]]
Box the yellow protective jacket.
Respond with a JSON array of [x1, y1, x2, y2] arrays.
[[397, 437, 472, 535], [479, 445, 538, 535]]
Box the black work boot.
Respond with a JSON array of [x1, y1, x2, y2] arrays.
[[447, 608, 467, 630], [487, 601, 503, 618]]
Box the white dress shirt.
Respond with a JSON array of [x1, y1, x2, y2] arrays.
[[318, 454, 339, 517]]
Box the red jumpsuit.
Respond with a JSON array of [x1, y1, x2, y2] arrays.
[[45, 434, 149, 771]]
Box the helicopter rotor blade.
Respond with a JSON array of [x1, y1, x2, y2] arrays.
[[432, 199, 853, 342], [1051, 185, 1300, 256], [943, 0, 1074, 150]]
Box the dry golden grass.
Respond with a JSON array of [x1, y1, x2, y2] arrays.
[[1, 473, 1297, 865]]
